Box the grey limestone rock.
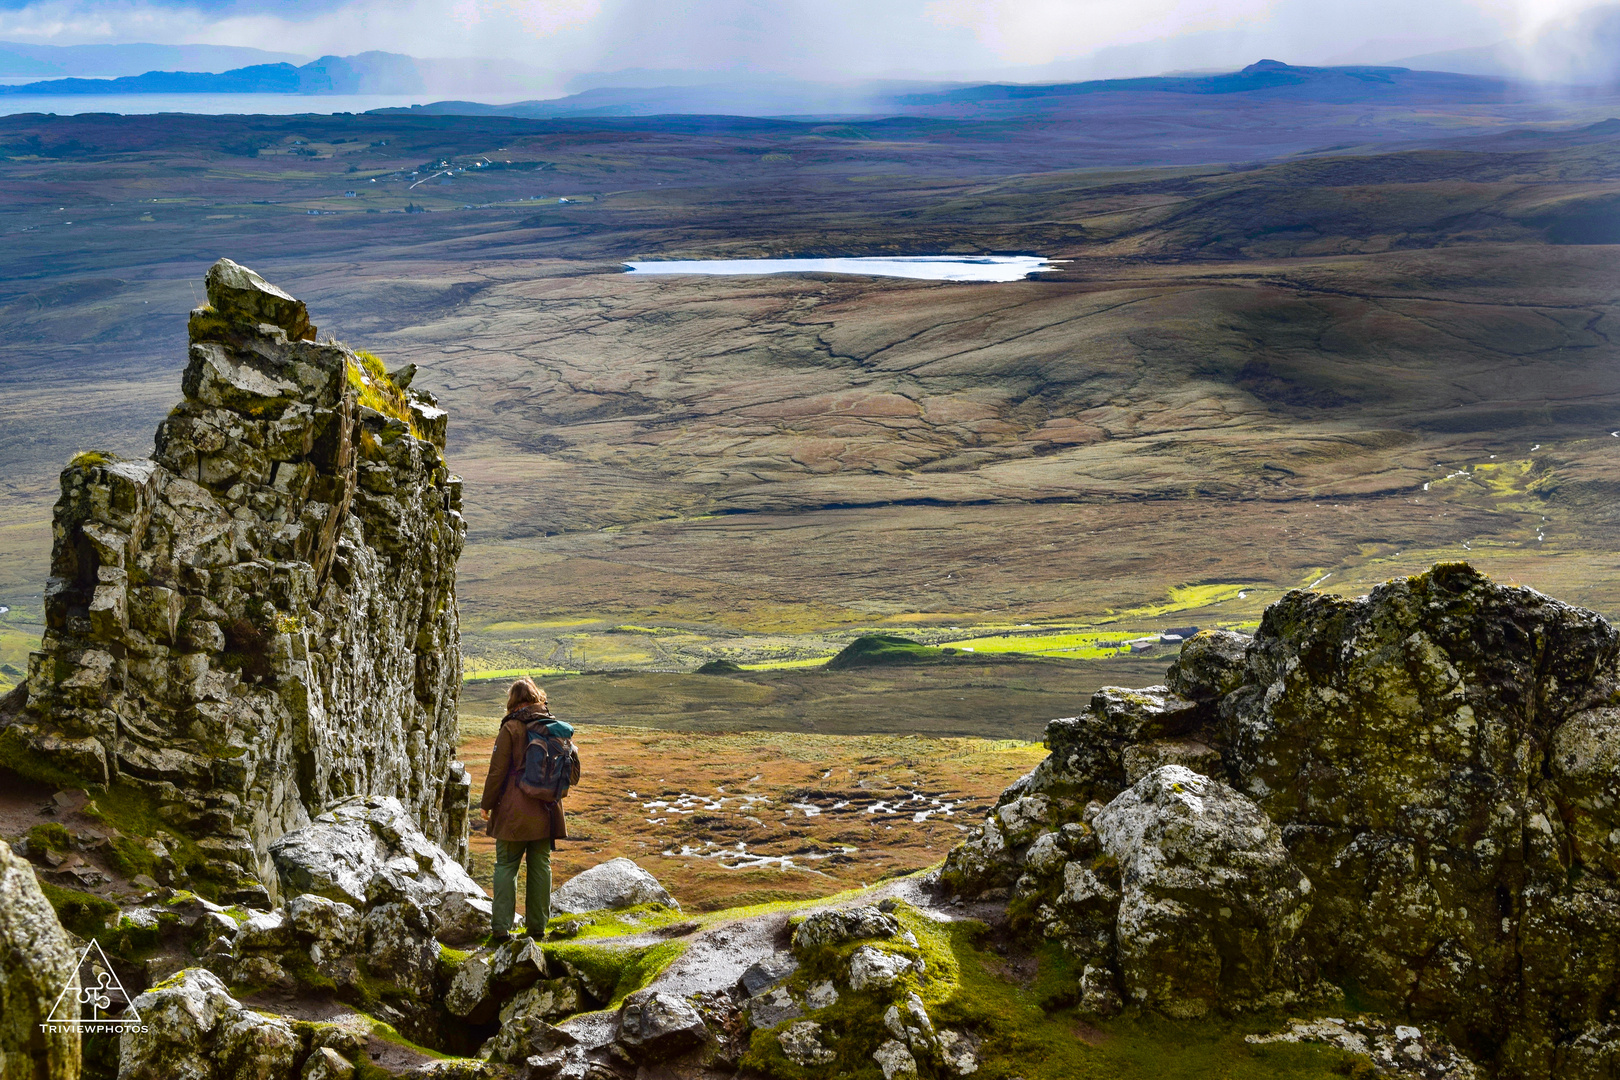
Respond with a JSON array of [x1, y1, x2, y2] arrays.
[[445, 937, 549, 1024], [0, 839, 81, 1080], [791, 905, 900, 950], [1164, 628, 1250, 703], [119, 967, 298, 1080], [744, 985, 803, 1029], [1225, 563, 1620, 1076], [478, 1005, 576, 1065], [551, 857, 678, 915], [941, 561, 1620, 1077], [872, 1038, 919, 1079], [736, 953, 799, 999], [1247, 1017, 1480, 1079], [1093, 765, 1313, 1018], [301, 1046, 356, 1080], [615, 988, 709, 1061], [777, 1021, 837, 1066], [268, 795, 485, 942], [847, 946, 920, 992], [4, 258, 467, 902]]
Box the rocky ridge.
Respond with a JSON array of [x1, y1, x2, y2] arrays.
[[942, 561, 1620, 1079], [0, 259, 468, 904]]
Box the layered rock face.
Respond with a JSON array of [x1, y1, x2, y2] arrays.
[[1, 259, 468, 903], [943, 563, 1620, 1079]]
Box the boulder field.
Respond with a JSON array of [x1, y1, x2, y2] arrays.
[[944, 560, 1620, 1079]]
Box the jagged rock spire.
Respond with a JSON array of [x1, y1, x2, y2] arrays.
[[0, 259, 468, 906]]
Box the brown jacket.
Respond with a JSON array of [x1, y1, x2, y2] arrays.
[[479, 706, 576, 842]]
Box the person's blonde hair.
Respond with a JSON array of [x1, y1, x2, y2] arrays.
[[506, 677, 546, 714]]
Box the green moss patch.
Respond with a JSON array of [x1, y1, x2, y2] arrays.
[[929, 921, 1361, 1080], [549, 902, 691, 940], [85, 781, 222, 899], [39, 881, 118, 938], [0, 728, 96, 790], [27, 822, 73, 853], [543, 939, 687, 1008]]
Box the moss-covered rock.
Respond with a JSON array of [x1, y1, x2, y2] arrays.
[[0, 840, 81, 1080], [941, 562, 1620, 1076], [7, 258, 469, 904], [1224, 562, 1620, 1076]]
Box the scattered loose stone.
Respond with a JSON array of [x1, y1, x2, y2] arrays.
[[873, 1038, 919, 1079], [551, 857, 679, 914], [1248, 1017, 1480, 1079], [847, 946, 917, 992], [778, 1021, 837, 1066], [616, 988, 710, 1061]]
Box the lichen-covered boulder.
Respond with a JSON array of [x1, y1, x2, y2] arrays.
[[848, 947, 922, 992], [551, 858, 678, 915], [203, 257, 315, 342], [1093, 766, 1314, 1017], [616, 989, 709, 1061], [791, 906, 901, 950], [269, 796, 485, 941], [1224, 563, 1620, 1075], [0, 840, 80, 1080], [302, 1046, 356, 1080], [478, 1006, 576, 1066], [777, 1021, 837, 1066], [942, 686, 1202, 900], [119, 967, 298, 1080], [1165, 629, 1250, 704]]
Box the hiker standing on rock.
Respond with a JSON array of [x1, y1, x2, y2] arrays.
[[479, 677, 580, 942]]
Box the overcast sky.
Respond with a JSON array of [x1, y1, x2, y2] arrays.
[[0, 0, 1605, 81]]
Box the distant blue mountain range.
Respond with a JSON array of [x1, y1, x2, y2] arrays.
[[0, 50, 421, 95], [382, 61, 1539, 121], [0, 41, 306, 78]]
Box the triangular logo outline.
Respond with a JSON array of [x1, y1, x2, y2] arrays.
[[45, 939, 142, 1024]]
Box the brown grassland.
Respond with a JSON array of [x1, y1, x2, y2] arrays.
[[457, 720, 1047, 912]]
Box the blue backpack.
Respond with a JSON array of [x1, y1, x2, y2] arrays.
[[517, 718, 578, 802]]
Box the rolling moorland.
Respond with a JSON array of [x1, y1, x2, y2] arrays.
[[1, 75, 1619, 750], [1, 74, 1620, 1079]]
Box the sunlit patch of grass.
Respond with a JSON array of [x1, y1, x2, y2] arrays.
[[944, 630, 1130, 659], [738, 655, 833, 670], [462, 666, 576, 681], [1107, 582, 1254, 621], [346, 350, 422, 438]]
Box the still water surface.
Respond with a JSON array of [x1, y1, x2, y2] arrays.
[[624, 256, 1059, 282]]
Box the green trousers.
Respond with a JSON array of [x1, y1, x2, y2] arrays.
[[492, 838, 552, 937]]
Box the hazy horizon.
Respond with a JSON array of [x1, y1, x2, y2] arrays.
[[0, 0, 1615, 95]]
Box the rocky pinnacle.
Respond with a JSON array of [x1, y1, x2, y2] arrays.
[[0, 259, 468, 905]]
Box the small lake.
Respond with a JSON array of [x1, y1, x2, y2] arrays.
[[624, 255, 1060, 282]]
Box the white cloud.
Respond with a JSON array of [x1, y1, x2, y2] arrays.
[[0, 0, 1610, 83]]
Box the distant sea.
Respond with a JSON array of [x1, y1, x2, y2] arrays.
[[0, 93, 437, 116]]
